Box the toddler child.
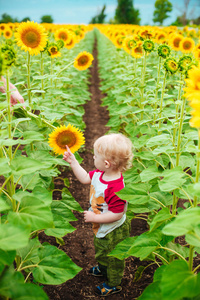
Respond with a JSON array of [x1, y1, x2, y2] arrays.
[[63, 133, 133, 296]]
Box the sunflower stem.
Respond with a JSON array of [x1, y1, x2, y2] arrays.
[[27, 52, 32, 108], [40, 52, 45, 99], [5, 71, 16, 209], [188, 245, 194, 271], [6, 70, 12, 158], [175, 98, 186, 167], [140, 52, 147, 120], [50, 57, 53, 87], [26, 110, 56, 129], [193, 132, 200, 207], [57, 61, 74, 75], [174, 74, 184, 155], [153, 56, 162, 124], [158, 71, 167, 132]]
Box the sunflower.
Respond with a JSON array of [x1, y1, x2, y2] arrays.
[[193, 49, 200, 61], [15, 21, 47, 55], [1, 44, 16, 67], [158, 44, 171, 59], [47, 43, 61, 58], [180, 37, 195, 53], [143, 39, 155, 53], [131, 42, 143, 58], [65, 34, 76, 49], [169, 34, 183, 51], [178, 55, 193, 72], [74, 51, 94, 71], [183, 65, 200, 100], [122, 36, 136, 54], [156, 31, 167, 44], [164, 57, 178, 74], [54, 28, 72, 44], [139, 29, 154, 40], [0, 24, 6, 31], [113, 35, 124, 48], [3, 28, 13, 39], [48, 124, 85, 155]]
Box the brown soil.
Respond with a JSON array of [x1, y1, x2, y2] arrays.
[[40, 40, 156, 299]]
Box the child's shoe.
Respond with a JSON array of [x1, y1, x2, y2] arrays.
[[88, 265, 103, 276], [95, 282, 122, 296]]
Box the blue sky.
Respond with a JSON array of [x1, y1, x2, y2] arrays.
[[0, 0, 200, 25]]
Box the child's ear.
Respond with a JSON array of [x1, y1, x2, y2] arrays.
[[104, 160, 111, 168]]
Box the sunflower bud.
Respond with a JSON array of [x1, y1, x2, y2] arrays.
[[178, 55, 193, 72], [142, 39, 155, 53], [47, 42, 61, 58], [57, 39, 65, 49], [164, 57, 178, 74], [1, 44, 16, 67], [0, 50, 6, 76], [5, 39, 13, 46], [158, 44, 171, 59]]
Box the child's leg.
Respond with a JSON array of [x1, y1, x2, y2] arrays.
[[94, 217, 131, 287]]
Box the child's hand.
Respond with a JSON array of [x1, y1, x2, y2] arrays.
[[63, 146, 76, 164], [84, 211, 96, 223]]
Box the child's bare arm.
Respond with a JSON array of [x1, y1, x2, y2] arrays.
[[84, 210, 123, 224], [63, 146, 91, 184]]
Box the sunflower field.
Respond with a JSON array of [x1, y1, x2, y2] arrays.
[[0, 21, 200, 299]]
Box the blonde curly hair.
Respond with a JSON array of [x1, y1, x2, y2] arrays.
[[94, 133, 133, 172]]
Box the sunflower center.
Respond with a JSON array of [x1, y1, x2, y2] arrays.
[[78, 55, 89, 66], [56, 131, 76, 149], [183, 41, 192, 50], [22, 30, 40, 48], [158, 34, 165, 40], [170, 62, 177, 69], [50, 47, 57, 54], [134, 46, 142, 54], [147, 43, 152, 49], [174, 38, 181, 47], [59, 33, 68, 41]]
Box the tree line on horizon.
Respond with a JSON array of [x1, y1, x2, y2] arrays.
[[0, 0, 200, 26]]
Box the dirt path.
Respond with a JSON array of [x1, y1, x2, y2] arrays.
[[43, 38, 155, 300]]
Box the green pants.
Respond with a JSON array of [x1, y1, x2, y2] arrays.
[[94, 217, 131, 287]]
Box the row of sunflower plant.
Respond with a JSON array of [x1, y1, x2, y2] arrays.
[[94, 25, 200, 300], [0, 21, 94, 299]]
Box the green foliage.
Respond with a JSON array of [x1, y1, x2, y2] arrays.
[[21, 17, 31, 22], [90, 5, 107, 24], [115, 0, 140, 24], [40, 15, 54, 23], [0, 13, 18, 23], [153, 0, 173, 25], [139, 261, 200, 300], [0, 13, 31, 23]]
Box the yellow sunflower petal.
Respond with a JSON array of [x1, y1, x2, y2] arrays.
[[183, 65, 200, 100]]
